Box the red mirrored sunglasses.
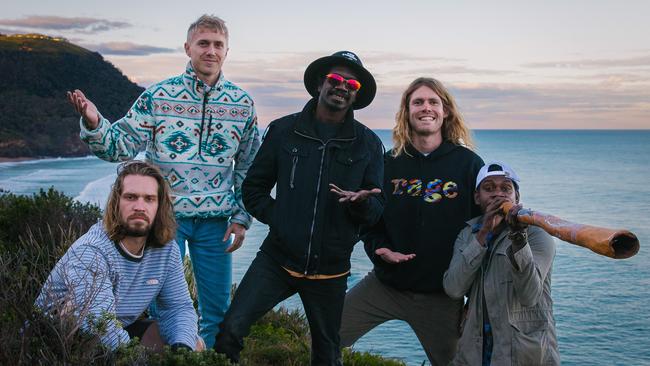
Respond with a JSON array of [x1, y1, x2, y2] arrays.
[[325, 73, 362, 91]]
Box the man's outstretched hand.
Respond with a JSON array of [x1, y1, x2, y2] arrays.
[[329, 183, 381, 203], [375, 248, 416, 264], [67, 89, 100, 129]]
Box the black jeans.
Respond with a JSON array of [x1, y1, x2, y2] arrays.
[[214, 251, 347, 366]]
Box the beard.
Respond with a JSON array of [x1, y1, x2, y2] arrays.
[[118, 215, 152, 237]]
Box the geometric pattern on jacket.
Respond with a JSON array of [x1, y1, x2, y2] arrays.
[[80, 62, 261, 227]]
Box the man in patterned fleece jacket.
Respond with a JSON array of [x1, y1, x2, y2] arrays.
[[66, 15, 260, 347], [37, 161, 200, 351]]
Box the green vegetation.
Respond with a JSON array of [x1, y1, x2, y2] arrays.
[[0, 34, 91, 55], [0, 34, 144, 158], [0, 189, 405, 365]]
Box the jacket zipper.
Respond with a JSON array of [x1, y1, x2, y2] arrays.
[[207, 113, 213, 148], [480, 235, 500, 338], [304, 144, 326, 274], [197, 90, 210, 157], [293, 130, 355, 275], [290, 155, 298, 189]]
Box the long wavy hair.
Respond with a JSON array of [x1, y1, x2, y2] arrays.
[[103, 161, 176, 248], [392, 77, 475, 157]]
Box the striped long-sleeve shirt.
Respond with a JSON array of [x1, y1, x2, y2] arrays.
[[36, 222, 198, 350]]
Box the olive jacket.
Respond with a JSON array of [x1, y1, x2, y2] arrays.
[[443, 217, 560, 366]]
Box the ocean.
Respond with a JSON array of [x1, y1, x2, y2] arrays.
[[1, 130, 649, 365]]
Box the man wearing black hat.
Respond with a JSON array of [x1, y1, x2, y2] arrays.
[[213, 51, 384, 365]]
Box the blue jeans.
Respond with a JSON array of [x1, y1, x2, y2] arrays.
[[176, 217, 232, 349], [214, 251, 347, 365]]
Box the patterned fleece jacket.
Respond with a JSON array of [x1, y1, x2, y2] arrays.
[[80, 62, 261, 227]]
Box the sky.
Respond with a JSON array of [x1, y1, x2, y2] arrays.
[[3, 0, 650, 129]]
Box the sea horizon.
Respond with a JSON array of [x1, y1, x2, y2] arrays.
[[2, 129, 649, 164]]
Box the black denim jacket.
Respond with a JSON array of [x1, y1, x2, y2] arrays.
[[242, 99, 384, 275]]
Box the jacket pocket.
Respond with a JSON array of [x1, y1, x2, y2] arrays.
[[335, 151, 368, 166], [452, 335, 482, 365], [282, 145, 309, 189], [510, 317, 556, 365], [331, 151, 369, 188]]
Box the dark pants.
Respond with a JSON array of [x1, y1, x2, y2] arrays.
[[125, 319, 165, 352], [214, 251, 348, 366], [340, 271, 462, 365]]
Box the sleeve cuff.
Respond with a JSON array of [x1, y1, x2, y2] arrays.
[[79, 114, 107, 139], [347, 196, 371, 212], [507, 243, 533, 272], [461, 235, 488, 267], [230, 214, 251, 230]]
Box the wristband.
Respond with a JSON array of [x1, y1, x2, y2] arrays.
[[507, 230, 527, 243]]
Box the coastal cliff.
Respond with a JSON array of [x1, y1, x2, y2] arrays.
[[0, 34, 144, 159]]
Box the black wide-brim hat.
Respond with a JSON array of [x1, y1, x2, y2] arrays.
[[303, 51, 376, 110]]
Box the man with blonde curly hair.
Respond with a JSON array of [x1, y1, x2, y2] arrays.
[[340, 77, 484, 364]]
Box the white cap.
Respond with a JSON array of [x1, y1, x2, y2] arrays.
[[475, 161, 520, 189]]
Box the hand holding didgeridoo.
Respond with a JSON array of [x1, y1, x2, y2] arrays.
[[501, 202, 639, 259]]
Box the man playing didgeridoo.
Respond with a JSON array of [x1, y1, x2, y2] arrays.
[[443, 161, 559, 365]]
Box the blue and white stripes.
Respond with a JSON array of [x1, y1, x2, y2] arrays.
[[36, 222, 198, 350]]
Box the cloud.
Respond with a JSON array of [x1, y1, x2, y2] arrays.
[[0, 16, 130, 33], [0, 27, 18, 34], [556, 72, 650, 88], [523, 55, 650, 69], [452, 83, 650, 129], [227, 52, 650, 129], [348, 81, 650, 129], [373, 66, 515, 82], [86, 42, 177, 56], [104, 51, 650, 129], [361, 51, 463, 65]]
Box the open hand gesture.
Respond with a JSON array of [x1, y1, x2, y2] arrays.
[[375, 248, 416, 264], [329, 183, 381, 203], [67, 89, 100, 129]]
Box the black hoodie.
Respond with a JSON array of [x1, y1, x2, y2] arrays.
[[364, 142, 484, 293]]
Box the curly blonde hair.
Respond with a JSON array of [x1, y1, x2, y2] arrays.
[[392, 77, 475, 157]]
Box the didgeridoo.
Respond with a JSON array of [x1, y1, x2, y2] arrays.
[[501, 202, 639, 259]]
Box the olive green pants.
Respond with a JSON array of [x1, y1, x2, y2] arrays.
[[340, 271, 463, 366]]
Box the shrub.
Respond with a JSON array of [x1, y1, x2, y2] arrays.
[[241, 308, 310, 365], [0, 188, 104, 365], [0, 187, 100, 253]]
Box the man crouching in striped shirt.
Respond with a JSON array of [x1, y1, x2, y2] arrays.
[[36, 160, 204, 352]]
